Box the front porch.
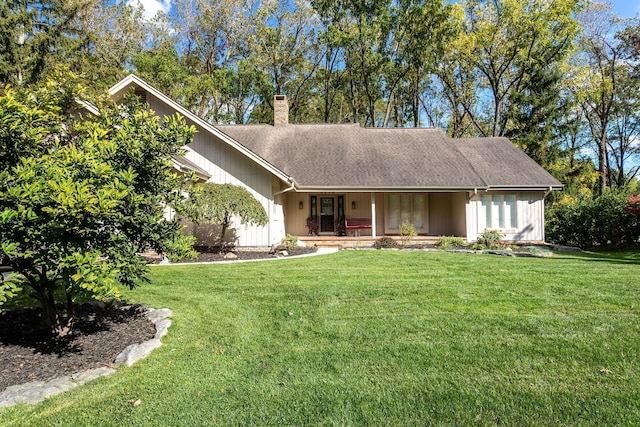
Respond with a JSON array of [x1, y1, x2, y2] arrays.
[[282, 192, 468, 240], [298, 235, 443, 249]]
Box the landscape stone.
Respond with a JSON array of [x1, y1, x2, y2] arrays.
[[145, 308, 173, 323], [71, 367, 117, 384], [224, 252, 238, 260], [114, 339, 162, 367], [154, 318, 172, 339]]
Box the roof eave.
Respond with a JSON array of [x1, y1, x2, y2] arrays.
[[294, 185, 485, 193], [293, 184, 563, 193], [485, 184, 564, 191]]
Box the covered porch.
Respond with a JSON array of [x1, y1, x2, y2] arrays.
[[281, 191, 468, 240]]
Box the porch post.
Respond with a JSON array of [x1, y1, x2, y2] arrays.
[[371, 193, 377, 238]]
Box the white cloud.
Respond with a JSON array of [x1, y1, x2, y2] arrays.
[[128, 0, 172, 21]]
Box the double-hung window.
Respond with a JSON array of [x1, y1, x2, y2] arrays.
[[479, 194, 516, 230]]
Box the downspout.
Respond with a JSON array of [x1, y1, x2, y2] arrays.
[[273, 179, 296, 196], [542, 186, 553, 243]]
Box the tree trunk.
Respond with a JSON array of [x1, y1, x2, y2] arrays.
[[34, 284, 73, 337], [598, 131, 607, 195]]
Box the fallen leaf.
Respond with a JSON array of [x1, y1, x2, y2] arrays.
[[600, 368, 612, 375]]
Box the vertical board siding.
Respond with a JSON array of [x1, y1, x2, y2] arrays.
[[148, 94, 274, 247], [466, 191, 545, 242]]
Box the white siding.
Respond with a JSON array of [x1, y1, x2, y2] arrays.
[[466, 191, 546, 243], [147, 94, 276, 247]]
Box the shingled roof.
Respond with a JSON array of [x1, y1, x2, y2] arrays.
[[216, 124, 562, 191]]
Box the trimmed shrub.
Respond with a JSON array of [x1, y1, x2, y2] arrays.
[[281, 234, 298, 251]]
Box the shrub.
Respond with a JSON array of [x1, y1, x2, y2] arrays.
[[476, 229, 503, 249], [281, 234, 298, 251], [306, 216, 319, 236], [373, 237, 399, 249], [436, 236, 466, 250], [399, 222, 417, 246], [546, 191, 640, 248], [187, 183, 268, 249], [0, 80, 196, 335]]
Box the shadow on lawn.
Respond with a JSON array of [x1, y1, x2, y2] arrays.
[[551, 249, 640, 265]]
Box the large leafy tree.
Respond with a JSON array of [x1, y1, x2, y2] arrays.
[[0, 0, 82, 85], [0, 74, 196, 335]]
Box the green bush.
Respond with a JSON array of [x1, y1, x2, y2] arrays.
[[281, 234, 298, 251], [546, 191, 640, 248], [373, 237, 399, 249], [436, 236, 466, 250], [476, 229, 503, 249], [399, 222, 417, 246]]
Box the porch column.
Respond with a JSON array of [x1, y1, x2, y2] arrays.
[[371, 193, 377, 237]]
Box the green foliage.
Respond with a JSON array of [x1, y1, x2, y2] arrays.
[[281, 234, 299, 251], [436, 235, 466, 250], [0, 0, 82, 86], [476, 229, 504, 249], [373, 237, 399, 249], [0, 77, 196, 334], [399, 222, 417, 246], [187, 183, 268, 248], [546, 191, 640, 248], [306, 216, 319, 236]]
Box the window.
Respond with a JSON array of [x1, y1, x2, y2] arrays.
[[388, 194, 425, 230], [479, 194, 516, 230]]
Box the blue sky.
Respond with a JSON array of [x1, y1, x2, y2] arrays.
[[611, 0, 640, 19]]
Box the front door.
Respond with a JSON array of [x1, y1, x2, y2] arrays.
[[320, 197, 334, 233]]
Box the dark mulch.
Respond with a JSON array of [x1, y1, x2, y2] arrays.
[[0, 304, 156, 392], [174, 246, 317, 263]]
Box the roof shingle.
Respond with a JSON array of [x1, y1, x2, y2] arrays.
[[217, 124, 562, 190]]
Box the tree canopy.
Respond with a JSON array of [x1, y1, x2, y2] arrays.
[[186, 183, 269, 248], [0, 74, 196, 335]]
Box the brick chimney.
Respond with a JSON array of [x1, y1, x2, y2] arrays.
[[274, 95, 288, 126]]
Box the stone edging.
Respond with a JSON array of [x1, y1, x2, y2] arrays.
[[0, 307, 172, 408]]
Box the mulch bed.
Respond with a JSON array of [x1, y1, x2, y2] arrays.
[[0, 304, 155, 392], [174, 246, 317, 263]]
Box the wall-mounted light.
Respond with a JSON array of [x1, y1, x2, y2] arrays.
[[351, 201, 356, 210], [299, 200, 304, 210]]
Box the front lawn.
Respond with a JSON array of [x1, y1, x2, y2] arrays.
[[2, 250, 640, 425]]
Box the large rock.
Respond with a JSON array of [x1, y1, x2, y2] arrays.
[[115, 339, 163, 367]]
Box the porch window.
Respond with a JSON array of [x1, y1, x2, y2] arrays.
[[388, 194, 425, 230], [479, 194, 516, 230]]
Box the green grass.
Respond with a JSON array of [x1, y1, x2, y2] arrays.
[[2, 250, 640, 426]]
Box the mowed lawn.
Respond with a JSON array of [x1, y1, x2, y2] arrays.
[[2, 250, 640, 426]]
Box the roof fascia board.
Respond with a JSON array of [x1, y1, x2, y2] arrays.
[[108, 75, 293, 184], [294, 186, 485, 193], [486, 184, 563, 191]]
